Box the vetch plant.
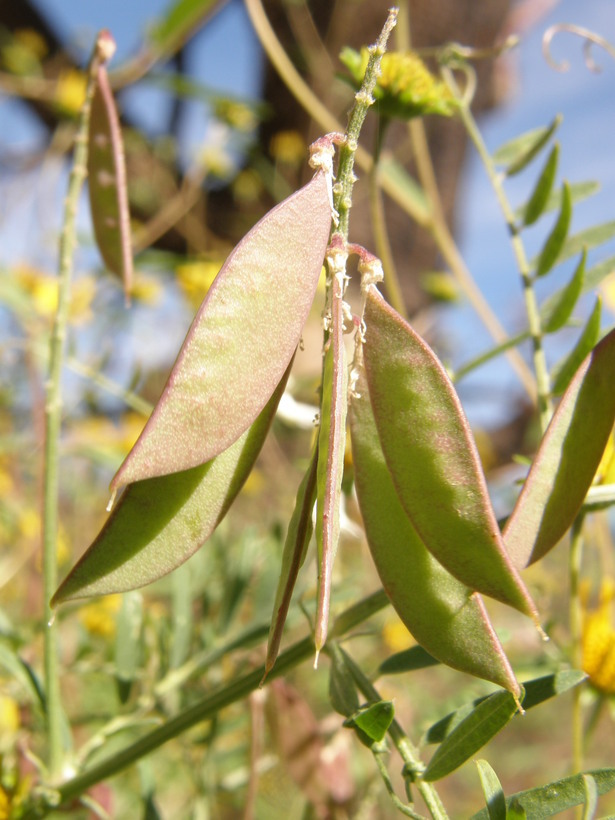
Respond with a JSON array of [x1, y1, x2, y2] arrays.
[[4, 5, 615, 818]]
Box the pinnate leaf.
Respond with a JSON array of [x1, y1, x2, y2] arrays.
[[361, 288, 538, 622], [52, 368, 289, 603], [504, 325, 615, 568], [349, 363, 521, 696], [493, 116, 561, 176], [111, 170, 331, 490], [522, 143, 559, 227]]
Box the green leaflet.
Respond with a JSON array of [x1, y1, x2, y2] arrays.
[[476, 760, 507, 820], [149, 0, 219, 57], [504, 325, 615, 568], [469, 769, 615, 819], [535, 181, 572, 277], [492, 116, 561, 176], [541, 249, 586, 333], [263, 446, 318, 680], [349, 362, 521, 696], [362, 288, 539, 622], [52, 367, 290, 604], [315, 267, 348, 655], [522, 143, 559, 227], [88, 60, 133, 303], [422, 689, 521, 781], [111, 170, 331, 490], [551, 297, 602, 395], [115, 591, 143, 703]]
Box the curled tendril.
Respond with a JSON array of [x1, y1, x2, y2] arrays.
[[543, 24, 615, 73]]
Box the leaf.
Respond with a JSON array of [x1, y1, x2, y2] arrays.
[[328, 643, 360, 718], [425, 669, 586, 744], [557, 220, 615, 268], [88, 61, 133, 303], [344, 700, 395, 745], [469, 769, 615, 819], [315, 261, 348, 655], [263, 447, 318, 680], [349, 361, 521, 696], [422, 689, 521, 781], [476, 759, 507, 820], [551, 297, 602, 395], [516, 180, 600, 221], [148, 0, 220, 57], [541, 249, 586, 333], [378, 646, 440, 676], [361, 288, 539, 623], [52, 367, 290, 603], [522, 143, 559, 227], [535, 181, 572, 277], [503, 325, 615, 569], [492, 116, 561, 176], [111, 170, 331, 490], [582, 774, 599, 820]]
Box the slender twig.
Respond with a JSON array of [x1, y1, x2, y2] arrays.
[[442, 66, 549, 425], [24, 591, 389, 817], [42, 31, 116, 781], [569, 514, 586, 778]]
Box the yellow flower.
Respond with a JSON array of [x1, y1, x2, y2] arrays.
[[55, 68, 87, 115], [0, 694, 20, 734], [595, 429, 615, 484], [382, 615, 413, 654], [79, 594, 122, 638], [601, 272, 615, 315], [176, 259, 222, 309], [130, 273, 163, 306], [582, 579, 615, 695], [15, 266, 95, 324], [213, 99, 258, 132], [269, 130, 306, 166]]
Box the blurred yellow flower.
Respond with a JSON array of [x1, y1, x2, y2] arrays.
[[233, 169, 263, 205], [198, 145, 234, 180], [382, 615, 413, 654], [79, 594, 122, 638], [269, 130, 306, 166], [176, 259, 222, 308], [595, 429, 615, 484], [0, 694, 20, 734], [55, 68, 87, 115], [601, 273, 615, 315], [0, 786, 9, 820], [214, 99, 258, 132], [582, 578, 615, 695], [14, 28, 48, 61], [15, 266, 95, 325]]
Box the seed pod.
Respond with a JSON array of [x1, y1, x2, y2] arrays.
[[88, 54, 133, 304], [52, 366, 290, 604], [111, 170, 332, 491], [349, 361, 521, 696], [361, 288, 539, 623], [504, 325, 615, 568]]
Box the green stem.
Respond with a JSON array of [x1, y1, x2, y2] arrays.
[[341, 650, 448, 820], [42, 32, 113, 781], [442, 67, 551, 430], [569, 514, 585, 777], [25, 591, 389, 816]]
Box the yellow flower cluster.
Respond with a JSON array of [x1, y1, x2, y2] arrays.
[[582, 579, 615, 695], [176, 259, 222, 309]]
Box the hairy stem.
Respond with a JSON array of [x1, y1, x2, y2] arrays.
[[42, 31, 114, 781]]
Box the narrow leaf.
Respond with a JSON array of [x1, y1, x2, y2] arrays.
[[522, 143, 559, 227], [557, 220, 615, 268], [88, 58, 133, 303], [493, 116, 561, 176], [362, 288, 539, 623], [148, 0, 220, 56], [422, 689, 521, 782], [535, 181, 572, 277], [263, 447, 318, 680], [425, 670, 586, 745], [315, 260, 348, 656], [52, 367, 290, 603], [469, 769, 615, 819], [541, 249, 586, 333], [476, 759, 507, 820], [582, 774, 599, 820], [378, 646, 440, 676], [111, 170, 331, 490], [328, 643, 360, 718], [503, 326, 615, 569], [551, 297, 602, 395], [349, 361, 521, 696], [516, 180, 600, 221]]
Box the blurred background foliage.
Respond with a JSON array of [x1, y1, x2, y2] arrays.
[[0, 0, 615, 817]]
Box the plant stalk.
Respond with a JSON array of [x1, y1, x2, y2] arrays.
[[42, 32, 114, 781]]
